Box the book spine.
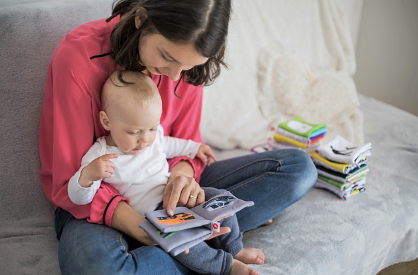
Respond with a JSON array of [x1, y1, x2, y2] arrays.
[[273, 133, 308, 149]]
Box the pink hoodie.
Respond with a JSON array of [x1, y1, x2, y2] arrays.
[[39, 16, 205, 227]]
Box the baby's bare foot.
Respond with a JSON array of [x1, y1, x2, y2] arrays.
[[234, 248, 265, 265], [263, 219, 273, 226], [230, 259, 259, 275]]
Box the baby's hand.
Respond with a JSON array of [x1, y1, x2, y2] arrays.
[[79, 154, 118, 187], [195, 144, 217, 166]]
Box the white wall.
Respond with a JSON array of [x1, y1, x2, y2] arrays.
[[338, 0, 364, 48], [354, 0, 418, 116]]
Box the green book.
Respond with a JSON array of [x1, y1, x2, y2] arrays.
[[318, 175, 351, 190], [279, 117, 327, 139]]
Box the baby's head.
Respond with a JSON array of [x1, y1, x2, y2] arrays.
[[100, 70, 162, 155]]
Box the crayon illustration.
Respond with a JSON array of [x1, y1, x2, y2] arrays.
[[203, 196, 235, 211], [157, 212, 196, 225]]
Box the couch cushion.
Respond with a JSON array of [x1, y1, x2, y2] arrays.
[[0, 0, 114, 273]]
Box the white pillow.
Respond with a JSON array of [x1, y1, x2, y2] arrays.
[[257, 42, 364, 144]]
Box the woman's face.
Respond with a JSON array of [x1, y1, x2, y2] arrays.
[[138, 33, 208, 81]]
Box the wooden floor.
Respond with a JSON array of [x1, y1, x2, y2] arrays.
[[377, 257, 418, 275]]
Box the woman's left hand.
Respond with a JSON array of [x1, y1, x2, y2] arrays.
[[163, 161, 205, 216]]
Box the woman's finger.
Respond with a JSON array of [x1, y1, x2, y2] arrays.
[[186, 187, 205, 207], [178, 178, 196, 206], [207, 227, 231, 240], [195, 187, 205, 206], [165, 176, 188, 216], [185, 183, 202, 208], [166, 189, 181, 216], [162, 182, 173, 210], [185, 193, 197, 208]]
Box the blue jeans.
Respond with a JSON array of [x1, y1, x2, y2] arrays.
[[199, 149, 317, 232], [55, 149, 316, 274], [55, 207, 193, 275]]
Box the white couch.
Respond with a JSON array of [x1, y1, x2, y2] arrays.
[[1, 0, 417, 274]]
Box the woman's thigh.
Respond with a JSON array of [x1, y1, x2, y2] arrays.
[[199, 149, 317, 232], [55, 208, 191, 275]]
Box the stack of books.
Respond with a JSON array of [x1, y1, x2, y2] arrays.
[[309, 135, 372, 200], [269, 117, 327, 152], [249, 117, 372, 201]]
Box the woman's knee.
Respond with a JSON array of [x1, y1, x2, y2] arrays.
[[269, 149, 317, 196], [60, 234, 185, 275], [129, 246, 188, 274], [58, 219, 131, 274], [284, 149, 317, 195]]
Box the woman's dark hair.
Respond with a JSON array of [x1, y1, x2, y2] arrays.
[[107, 0, 231, 87]]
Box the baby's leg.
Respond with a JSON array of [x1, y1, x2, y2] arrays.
[[205, 190, 265, 265], [204, 187, 264, 273], [173, 187, 246, 274], [222, 214, 265, 272], [203, 187, 244, 256], [174, 188, 235, 274], [174, 241, 233, 274]]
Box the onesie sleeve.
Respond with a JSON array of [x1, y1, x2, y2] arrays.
[[162, 135, 202, 160], [68, 141, 104, 206]]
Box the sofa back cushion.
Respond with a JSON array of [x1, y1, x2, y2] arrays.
[[0, 0, 114, 237]]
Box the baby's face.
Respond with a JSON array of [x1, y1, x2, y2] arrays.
[[107, 102, 161, 155]]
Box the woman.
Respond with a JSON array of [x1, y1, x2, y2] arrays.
[[39, 0, 317, 274]]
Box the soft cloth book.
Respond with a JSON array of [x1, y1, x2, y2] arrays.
[[309, 151, 358, 174], [139, 191, 254, 256], [275, 126, 325, 146], [318, 135, 372, 164], [278, 117, 327, 139]]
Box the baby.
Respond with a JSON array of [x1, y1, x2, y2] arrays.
[[68, 70, 264, 275]]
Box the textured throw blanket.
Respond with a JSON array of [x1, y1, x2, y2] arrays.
[[201, 0, 363, 150]]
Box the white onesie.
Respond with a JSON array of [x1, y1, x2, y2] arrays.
[[68, 125, 201, 215]]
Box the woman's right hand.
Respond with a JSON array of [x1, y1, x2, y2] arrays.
[[163, 174, 205, 216]]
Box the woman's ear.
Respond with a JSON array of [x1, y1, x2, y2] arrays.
[[100, 111, 111, 131], [135, 8, 147, 29]]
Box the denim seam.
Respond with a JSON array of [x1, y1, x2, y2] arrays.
[[277, 159, 283, 172], [228, 172, 271, 194], [118, 234, 128, 253], [204, 158, 281, 186]]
